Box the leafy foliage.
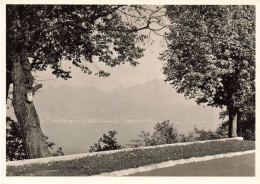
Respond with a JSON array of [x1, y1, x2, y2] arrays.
[[238, 114, 255, 140], [161, 5, 255, 113], [6, 117, 27, 161], [129, 120, 180, 147], [7, 139, 255, 176], [129, 120, 230, 148], [89, 130, 122, 152], [161, 5, 255, 137], [193, 126, 222, 141], [52, 147, 65, 157], [6, 5, 166, 158], [220, 111, 255, 140], [7, 5, 166, 79], [6, 117, 64, 161]]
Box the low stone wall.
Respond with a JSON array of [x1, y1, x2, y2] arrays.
[[6, 137, 243, 167]]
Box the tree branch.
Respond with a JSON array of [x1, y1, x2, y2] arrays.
[[32, 84, 42, 94], [117, 9, 146, 19], [148, 6, 166, 19], [96, 23, 150, 33], [90, 5, 125, 23], [11, 5, 166, 41]]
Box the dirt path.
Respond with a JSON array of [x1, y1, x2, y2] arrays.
[[129, 153, 255, 176]]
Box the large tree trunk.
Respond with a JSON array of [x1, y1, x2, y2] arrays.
[[228, 107, 238, 138], [10, 49, 51, 158], [6, 39, 13, 101], [237, 111, 242, 137], [6, 70, 12, 101]]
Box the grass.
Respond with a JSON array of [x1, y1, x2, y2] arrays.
[[7, 139, 255, 176]]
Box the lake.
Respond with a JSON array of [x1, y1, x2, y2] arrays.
[[40, 121, 221, 155]]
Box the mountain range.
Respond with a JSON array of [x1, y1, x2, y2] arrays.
[[33, 79, 221, 124]]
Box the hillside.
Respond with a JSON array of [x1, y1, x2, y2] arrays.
[[33, 79, 221, 124]]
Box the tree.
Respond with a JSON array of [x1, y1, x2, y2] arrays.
[[89, 130, 122, 152], [237, 111, 255, 140], [6, 117, 64, 161], [218, 110, 255, 140], [6, 5, 166, 158], [128, 120, 229, 148], [193, 126, 221, 141], [161, 5, 255, 137], [152, 120, 179, 144], [129, 120, 179, 147]]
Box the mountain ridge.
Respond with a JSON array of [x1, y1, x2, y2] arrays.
[[34, 79, 221, 124]]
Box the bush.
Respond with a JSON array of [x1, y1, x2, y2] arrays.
[[6, 117, 64, 161], [178, 131, 197, 142], [193, 126, 222, 141], [153, 120, 179, 144], [218, 108, 255, 141], [89, 130, 122, 152], [6, 117, 27, 161], [129, 120, 180, 147], [52, 147, 65, 157], [237, 111, 255, 141], [129, 120, 230, 148]]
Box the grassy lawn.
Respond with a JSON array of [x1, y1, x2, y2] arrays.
[[6, 139, 255, 176]]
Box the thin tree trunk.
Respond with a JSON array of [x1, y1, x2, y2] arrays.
[[228, 107, 238, 138], [10, 49, 51, 158]]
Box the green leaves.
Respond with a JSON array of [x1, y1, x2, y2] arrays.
[[6, 117, 27, 161], [7, 5, 152, 80], [129, 120, 231, 148], [161, 5, 255, 111], [6, 117, 64, 161], [89, 130, 122, 152]]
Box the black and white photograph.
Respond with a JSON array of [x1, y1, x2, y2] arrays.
[[1, 0, 259, 183]]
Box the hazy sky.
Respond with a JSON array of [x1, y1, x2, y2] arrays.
[[34, 30, 166, 91]]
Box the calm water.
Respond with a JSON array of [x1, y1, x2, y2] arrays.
[[41, 121, 220, 155]]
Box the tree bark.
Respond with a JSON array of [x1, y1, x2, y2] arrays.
[[228, 107, 238, 138], [10, 49, 51, 159], [6, 70, 12, 101], [6, 47, 13, 102], [237, 111, 242, 137]]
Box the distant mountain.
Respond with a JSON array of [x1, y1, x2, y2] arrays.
[[34, 79, 221, 124]]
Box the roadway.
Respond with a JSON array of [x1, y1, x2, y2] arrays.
[[129, 153, 255, 176]]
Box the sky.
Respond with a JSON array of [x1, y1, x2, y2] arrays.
[[33, 27, 167, 91]]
